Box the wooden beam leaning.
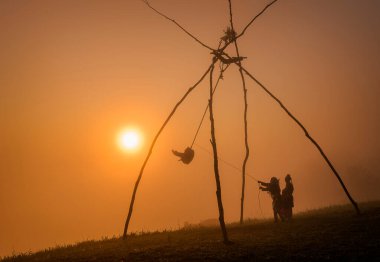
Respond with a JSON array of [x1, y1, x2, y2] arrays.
[[235, 64, 361, 215], [227, 0, 250, 225], [219, 0, 279, 53], [142, 0, 214, 51], [208, 60, 231, 244], [190, 63, 231, 148], [123, 62, 216, 239]]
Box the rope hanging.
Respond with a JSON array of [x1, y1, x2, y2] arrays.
[[195, 143, 258, 182], [172, 62, 229, 165], [195, 142, 264, 217], [190, 62, 229, 148]]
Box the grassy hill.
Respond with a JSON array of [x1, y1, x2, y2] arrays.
[[3, 201, 380, 261]]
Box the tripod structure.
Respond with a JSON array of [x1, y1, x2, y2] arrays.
[[123, 0, 360, 244]]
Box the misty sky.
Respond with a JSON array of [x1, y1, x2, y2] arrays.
[[1, 0, 380, 257]]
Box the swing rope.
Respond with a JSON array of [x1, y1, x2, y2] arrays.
[[190, 62, 230, 149], [195, 143, 264, 218], [194, 143, 258, 182], [257, 188, 264, 218]]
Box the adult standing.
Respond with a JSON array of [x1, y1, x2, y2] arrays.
[[282, 174, 294, 220]]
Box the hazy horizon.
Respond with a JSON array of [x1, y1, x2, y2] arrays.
[[1, 0, 380, 257]]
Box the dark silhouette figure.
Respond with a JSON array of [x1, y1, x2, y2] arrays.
[[258, 177, 284, 222], [281, 174, 294, 220], [172, 147, 195, 164]]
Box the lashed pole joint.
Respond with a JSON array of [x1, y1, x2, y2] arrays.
[[142, 0, 279, 54], [219, 0, 279, 53]]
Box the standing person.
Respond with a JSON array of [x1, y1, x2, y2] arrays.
[[282, 174, 294, 220], [258, 177, 284, 222]]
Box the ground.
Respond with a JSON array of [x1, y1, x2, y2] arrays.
[[3, 202, 380, 261]]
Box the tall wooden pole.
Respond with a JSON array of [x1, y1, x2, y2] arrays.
[[123, 63, 215, 239], [238, 64, 361, 215], [208, 60, 231, 244], [228, 0, 250, 224]]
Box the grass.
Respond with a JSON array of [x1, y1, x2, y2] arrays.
[[3, 201, 380, 261]]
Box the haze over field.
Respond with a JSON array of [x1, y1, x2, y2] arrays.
[[1, 0, 380, 257]]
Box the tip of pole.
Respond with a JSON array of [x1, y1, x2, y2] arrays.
[[355, 205, 361, 216]]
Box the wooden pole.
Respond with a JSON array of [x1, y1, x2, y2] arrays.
[[237, 64, 361, 215], [142, 0, 214, 51], [123, 63, 216, 239], [208, 60, 231, 244], [219, 0, 279, 53], [228, 0, 250, 225]]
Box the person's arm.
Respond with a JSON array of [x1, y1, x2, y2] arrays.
[[259, 186, 269, 191], [259, 181, 270, 187]]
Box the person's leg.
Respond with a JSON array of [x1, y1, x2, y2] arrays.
[[282, 208, 289, 221], [273, 209, 278, 222], [279, 208, 285, 222]]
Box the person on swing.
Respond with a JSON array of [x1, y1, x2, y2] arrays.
[[281, 174, 294, 220], [258, 177, 284, 222], [172, 147, 194, 164]]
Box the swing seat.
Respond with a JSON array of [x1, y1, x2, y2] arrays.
[[172, 147, 194, 164]]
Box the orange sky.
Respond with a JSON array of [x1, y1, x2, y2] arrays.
[[1, 0, 380, 257]]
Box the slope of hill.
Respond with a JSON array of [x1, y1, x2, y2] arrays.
[[3, 201, 380, 261]]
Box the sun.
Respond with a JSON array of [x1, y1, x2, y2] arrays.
[[117, 129, 143, 152]]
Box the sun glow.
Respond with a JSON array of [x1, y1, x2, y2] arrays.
[[117, 129, 142, 152]]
